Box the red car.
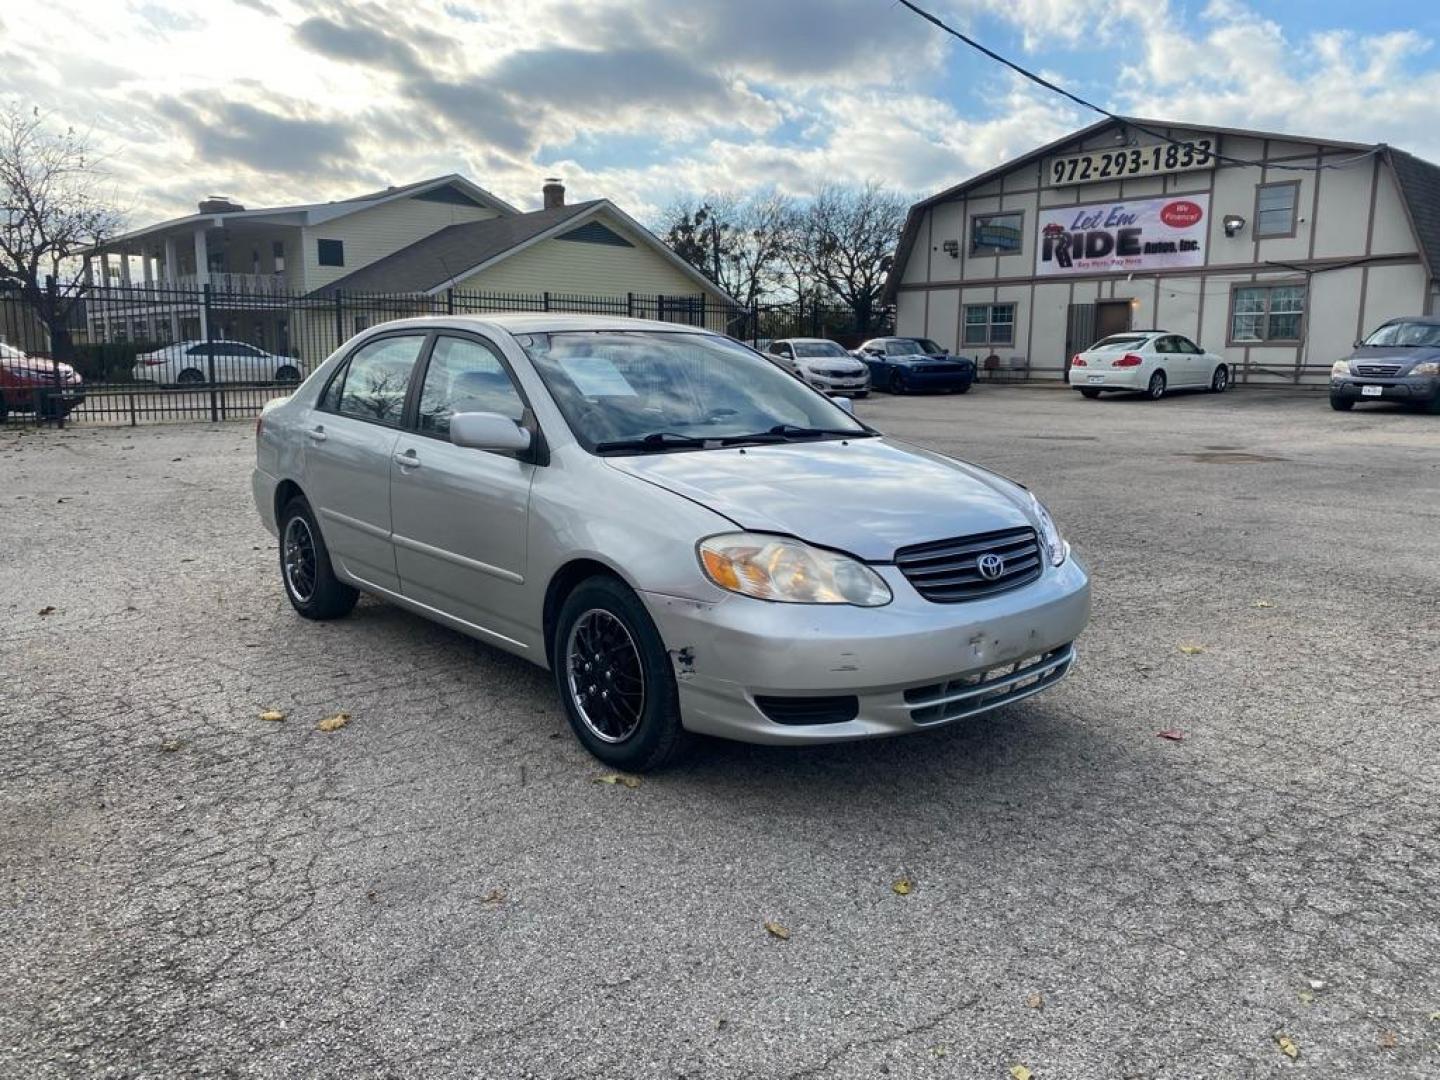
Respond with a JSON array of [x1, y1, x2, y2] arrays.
[[0, 342, 85, 421]]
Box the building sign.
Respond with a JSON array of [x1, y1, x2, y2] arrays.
[[1035, 194, 1209, 277], [1045, 138, 1216, 187]]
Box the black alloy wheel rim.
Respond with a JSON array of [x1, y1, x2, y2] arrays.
[[283, 516, 317, 603], [565, 609, 646, 744]]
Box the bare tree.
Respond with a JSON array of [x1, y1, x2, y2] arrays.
[[657, 190, 795, 310], [0, 105, 123, 352], [798, 182, 908, 335]]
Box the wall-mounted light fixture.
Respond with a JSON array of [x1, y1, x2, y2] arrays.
[[941, 239, 960, 258], [1223, 214, 1247, 238]]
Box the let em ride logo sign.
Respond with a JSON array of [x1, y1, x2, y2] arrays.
[[1035, 194, 1209, 277]]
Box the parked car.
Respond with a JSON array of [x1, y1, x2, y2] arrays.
[[132, 340, 303, 386], [254, 315, 1090, 771], [1069, 331, 1229, 400], [765, 338, 870, 397], [855, 337, 975, 394], [0, 342, 85, 422], [1330, 317, 1440, 413]]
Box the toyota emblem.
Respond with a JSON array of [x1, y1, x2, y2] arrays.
[[977, 553, 1006, 580]]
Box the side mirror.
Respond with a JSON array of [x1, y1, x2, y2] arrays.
[[834, 397, 855, 416], [449, 411, 532, 453]]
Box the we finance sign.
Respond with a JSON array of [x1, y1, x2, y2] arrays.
[[1035, 194, 1208, 277]]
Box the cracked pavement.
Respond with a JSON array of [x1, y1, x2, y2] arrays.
[[2, 387, 1438, 1078]]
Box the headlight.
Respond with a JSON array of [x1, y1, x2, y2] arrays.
[[1412, 361, 1440, 376], [698, 533, 891, 606], [1331, 360, 1351, 377], [1029, 494, 1069, 567]]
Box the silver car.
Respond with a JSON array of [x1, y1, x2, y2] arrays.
[[253, 315, 1090, 771]]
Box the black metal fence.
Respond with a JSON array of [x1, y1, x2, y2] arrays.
[[3, 282, 802, 427]]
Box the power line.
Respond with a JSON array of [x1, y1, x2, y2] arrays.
[[896, 0, 1379, 173]]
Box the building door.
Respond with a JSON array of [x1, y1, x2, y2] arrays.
[[1094, 300, 1133, 340], [1064, 303, 1096, 383]]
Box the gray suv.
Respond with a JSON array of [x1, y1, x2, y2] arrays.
[[1330, 317, 1440, 413]]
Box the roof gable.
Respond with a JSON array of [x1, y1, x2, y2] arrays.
[[1387, 149, 1440, 278]]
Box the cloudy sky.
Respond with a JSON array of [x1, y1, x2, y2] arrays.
[[2, 0, 1439, 227]]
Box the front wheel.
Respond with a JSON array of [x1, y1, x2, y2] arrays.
[[952, 382, 972, 395], [888, 369, 906, 395], [1079, 388, 1102, 399], [1210, 365, 1230, 393], [278, 497, 358, 620], [1329, 394, 1354, 412], [554, 576, 689, 772], [1146, 371, 1167, 400]]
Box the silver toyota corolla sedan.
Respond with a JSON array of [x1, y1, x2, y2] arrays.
[[253, 315, 1090, 771]]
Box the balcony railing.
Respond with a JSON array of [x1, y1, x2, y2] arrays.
[[173, 272, 290, 295]]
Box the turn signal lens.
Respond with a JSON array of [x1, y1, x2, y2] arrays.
[[1070, 355, 1086, 367], [1112, 353, 1144, 368], [697, 533, 891, 606]]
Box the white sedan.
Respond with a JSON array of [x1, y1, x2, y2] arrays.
[[1069, 331, 1230, 400], [132, 340, 303, 386]]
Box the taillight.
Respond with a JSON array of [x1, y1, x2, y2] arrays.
[[140, 358, 167, 366], [1070, 355, 1086, 367], [1113, 353, 1144, 368]]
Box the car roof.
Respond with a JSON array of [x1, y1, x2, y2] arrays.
[[1375, 314, 1440, 326], [774, 337, 842, 344], [353, 313, 724, 337]]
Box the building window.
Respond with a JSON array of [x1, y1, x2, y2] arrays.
[[1254, 182, 1299, 238], [970, 212, 1024, 256], [963, 303, 1017, 347], [1231, 284, 1305, 343], [273, 240, 286, 273], [317, 239, 345, 267]]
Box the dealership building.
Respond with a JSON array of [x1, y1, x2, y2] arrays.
[[885, 117, 1440, 383]]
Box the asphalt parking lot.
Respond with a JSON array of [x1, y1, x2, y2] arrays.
[[3, 385, 1438, 1079]]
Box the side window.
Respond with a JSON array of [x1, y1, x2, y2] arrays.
[[1178, 336, 1202, 354], [317, 239, 345, 267], [779, 344, 794, 358], [417, 336, 525, 438], [332, 335, 427, 425], [1154, 337, 1175, 354]]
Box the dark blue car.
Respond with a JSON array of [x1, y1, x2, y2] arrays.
[[1330, 317, 1440, 414], [855, 337, 975, 395]]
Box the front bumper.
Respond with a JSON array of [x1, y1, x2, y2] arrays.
[[903, 367, 974, 391], [1330, 376, 1439, 402], [642, 557, 1091, 745], [807, 371, 870, 394]]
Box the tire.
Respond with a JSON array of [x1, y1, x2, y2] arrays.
[[1146, 371, 1167, 400], [1079, 388, 1102, 399], [553, 575, 689, 772], [0, 392, 8, 424], [1329, 394, 1354, 412], [888, 369, 906, 395], [1427, 393, 1440, 416], [1210, 365, 1230, 393], [952, 382, 972, 395], [177, 368, 205, 386], [274, 365, 301, 385], [278, 497, 358, 620]]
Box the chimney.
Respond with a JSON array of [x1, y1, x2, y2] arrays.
[[198, 195, 245, 214], [542, 178, 565, 210]]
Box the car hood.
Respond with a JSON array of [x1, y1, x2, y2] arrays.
[[895, 353, 967, 365], [798, 356, 866, 372], [605, 437, 1033, 560], [1348, 345, 1440, 368]]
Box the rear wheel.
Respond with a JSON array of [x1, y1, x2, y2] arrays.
[[1329, 394, 1354, 412], [177, 368, 205, 386], [1210, 365, 1230, 393], [1079, 388, 1102, 399], [274, 364, 301, 385], [278, 497, 358, 620], [554, 576, 689, 772], [1146, 371, 1167, 400]]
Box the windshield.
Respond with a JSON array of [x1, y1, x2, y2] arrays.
[[1092, 334, 1150, 351], [793, 342, 850, 358], [885, 340, 923, 356], [518, 331, 868, 452], [1362, 321, 1440, 348]]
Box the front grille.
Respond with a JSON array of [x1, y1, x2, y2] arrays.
[[1355, 363, 1402, 377], [894, 526, 1042, 603], [917, 363, 968, 375], [818, 368, 863, 378], [755, 695, 859, 726], [905, 644, 1075, 725]]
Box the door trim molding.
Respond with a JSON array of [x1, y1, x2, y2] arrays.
[[318, 506, 390, 540], [344, 571, 531, 651], [391, 531, 525, 585]]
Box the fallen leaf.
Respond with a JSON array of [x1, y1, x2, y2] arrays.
[[929, 1045, 948, 1058], [1379, 1031, 1397, 1049], [1429, 1011, 1440, 1023], [1253, 599, 1275, 608], [1276, 1034, 1299, 1059], [763, 920, 790, 941], [37, 605, 55, 616], [1178, 644, 1206, 655], [1026, 992, 1044, 1009], [594, 773, 641, 789], [1010, 1066, 1033, 1080], [317, 711, 351, 732], [1156, 729, 1186, 741], [1297, 989, 1315, 1006], [892, 877, 914, 896], [259, 710, 286, 722], [482, 888, 505, 905], [160, 739, 184, 753], [366, 889, 378, 903]]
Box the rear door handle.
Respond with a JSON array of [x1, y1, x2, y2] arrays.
[[393, 450, 420, 469], [307, 426, 327, 442]]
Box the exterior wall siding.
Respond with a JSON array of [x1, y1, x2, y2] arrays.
[[302, 197, 500, 291]]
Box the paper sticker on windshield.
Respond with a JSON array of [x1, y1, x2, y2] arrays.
[[560, 356, 637, 397]]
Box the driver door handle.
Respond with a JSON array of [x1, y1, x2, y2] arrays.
[[393, 450, 421, 469], [307, 426, 327, 442]]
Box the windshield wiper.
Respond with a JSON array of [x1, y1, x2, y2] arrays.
[[594, 431, 712, 454], [719, 423, 871, 446]]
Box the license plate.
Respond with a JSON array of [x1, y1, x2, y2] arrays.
[[1086, 375, 1105, 383], [1362, 385, 1383, 397]]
